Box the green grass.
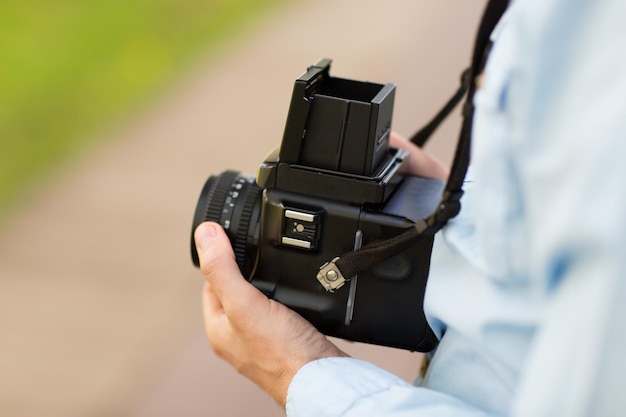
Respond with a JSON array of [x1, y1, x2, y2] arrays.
[[0, 0, 284, 217]]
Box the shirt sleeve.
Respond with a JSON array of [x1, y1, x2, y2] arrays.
[[286, 357, 500, 417]]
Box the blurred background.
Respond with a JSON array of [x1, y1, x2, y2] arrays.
[[0, 1, 484, 416]]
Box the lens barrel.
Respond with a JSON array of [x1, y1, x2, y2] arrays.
[[190, 170, 262, 277]]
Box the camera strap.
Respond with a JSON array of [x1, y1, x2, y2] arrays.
[[318, 0, 510, 286]]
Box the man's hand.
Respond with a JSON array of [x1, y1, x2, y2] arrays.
[[195, 222, 348, 407]]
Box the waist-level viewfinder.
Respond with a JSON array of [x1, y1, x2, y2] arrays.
[[258, 59, 405, 206], [280, 58, 395, 176]]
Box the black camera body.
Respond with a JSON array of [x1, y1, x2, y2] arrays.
[[191, 59, 442, 351]]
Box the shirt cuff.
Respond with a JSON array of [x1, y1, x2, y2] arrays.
[[286, 357, 411, 417]]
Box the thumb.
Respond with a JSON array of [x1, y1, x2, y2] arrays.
[[194, 222, 252, 308]]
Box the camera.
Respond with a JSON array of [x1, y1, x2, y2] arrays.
[[190, 59, 443, 351]]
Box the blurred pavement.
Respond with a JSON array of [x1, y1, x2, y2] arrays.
[[0, 1, 484, 416]]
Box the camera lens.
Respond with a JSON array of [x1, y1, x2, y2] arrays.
[[190, 170, 262, 277]]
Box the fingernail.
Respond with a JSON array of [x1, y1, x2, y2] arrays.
[[196, 223, 218, 251]]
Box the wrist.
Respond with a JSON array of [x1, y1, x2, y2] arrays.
[[272, 345, 349, 407]]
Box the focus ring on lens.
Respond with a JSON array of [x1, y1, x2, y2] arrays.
[[203, 170, 240, 224], [233, 181, 261, 271]]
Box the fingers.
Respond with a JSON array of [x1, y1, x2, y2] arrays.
[[194, 222, 266, 316], [390, 131, 449, 180]]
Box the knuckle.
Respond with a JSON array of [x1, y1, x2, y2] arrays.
[[199, 247, 229, 278], [199, 255, 218, 278]]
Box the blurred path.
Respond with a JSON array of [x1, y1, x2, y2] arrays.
[[0, 1, 484, 416]]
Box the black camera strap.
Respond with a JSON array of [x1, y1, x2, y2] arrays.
[[319, 0, 509, 285]]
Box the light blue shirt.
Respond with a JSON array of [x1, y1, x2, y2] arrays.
[[286, 0, 626, 416]]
